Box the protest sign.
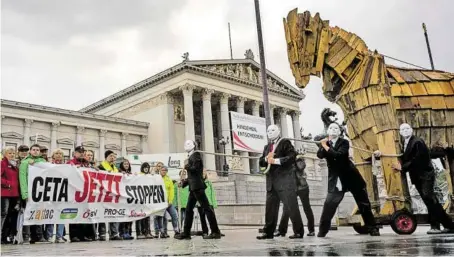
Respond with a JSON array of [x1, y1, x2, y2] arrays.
[[230, 111, 267, 153]]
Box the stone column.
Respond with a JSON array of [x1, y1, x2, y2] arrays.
[[141, 135, 149, 154], [279, 108, 289, 138], [236, 97, 250, 173], [291, 110, 302, 151], [220, 93, 232, 163], [202, 89, 216, 171], [180, 83, 196, 141], [51, 122, 59, 152], [23, 119, 33, 146], [121, 133, 128, 157], [250, 101, 262, 173], [160, 92, 176, 152], [76, 126, 85, 146], [99, 130, 107, 160]]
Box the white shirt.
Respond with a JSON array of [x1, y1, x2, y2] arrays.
[[404, 138, 410, 151]]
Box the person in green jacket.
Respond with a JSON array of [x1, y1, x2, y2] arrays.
[[19, 144, 47, 244], [173, 169, 189, 226], [196, 169, 218, 236]]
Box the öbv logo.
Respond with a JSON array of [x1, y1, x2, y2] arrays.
[[82, 209, 98, 219]]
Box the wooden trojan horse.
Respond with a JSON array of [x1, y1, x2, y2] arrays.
[[283, 9, 454, 217]]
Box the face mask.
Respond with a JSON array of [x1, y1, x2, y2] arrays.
[[327, 123, 341, 138], [267, 125, 281, 141], [399, 123, 413, 139], [184, 140, 195, 152]]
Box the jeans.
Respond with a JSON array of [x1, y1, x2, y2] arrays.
[[46, 224, 64, 239], [109, 222, 120, 237], [136, 217, 151, 236], [162, 205, 180, 233], [154, 216, 167, 234], [1, 197, 19, 240]]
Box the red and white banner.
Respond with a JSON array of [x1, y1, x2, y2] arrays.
[[24, 163, 168, 225], [230, 111, 267, 153]]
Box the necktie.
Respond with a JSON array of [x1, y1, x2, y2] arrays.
[[270, 144, 274, 152]]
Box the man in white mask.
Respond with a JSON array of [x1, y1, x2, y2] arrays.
[[175, 140, 222, 240], [317, 123, 379, 237], [257, 125, 305, 240], [393, 123, 454, 234]]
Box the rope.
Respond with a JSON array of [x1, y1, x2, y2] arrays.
[[382, 54, 428, 70]]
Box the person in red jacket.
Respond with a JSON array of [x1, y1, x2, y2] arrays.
[[1, 146, 20, 243]]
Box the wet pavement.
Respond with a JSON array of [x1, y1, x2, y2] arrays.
[[2, 226, 454, 256]]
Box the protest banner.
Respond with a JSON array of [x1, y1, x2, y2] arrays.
[[230, 111, 267, 153], [23, 163, 168, 225]]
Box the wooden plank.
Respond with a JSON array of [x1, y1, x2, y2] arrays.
[[376, 131, 402, 195], [445, 110, 454, 126], [351, 89, 370, 112], [388, 77, 397, 84], [381, 104, 398, 130], [430, 128, 447, 148], [403, 110, 420, 128], [359, 107, 376, 130], [366, 85, 380, 105], [391, 85, 403, 96], [349, 57, 370, 92], [371, 104, 388, 132], [396, 110, 406, 125], [393, 97, 401, 109], [445, 96, 454, 109], [422, 71, 453, 80], [431, 110, 446, 127], [387, 68, 406, 83], [352, 133, 373, 160], [398, 97, 414, 109], [361, 56, 375, 88], [424, 81, 445, 95], [400, 83, 413, 96], [415, 128, 431, 144], [417, 109, 431, 127], [326, 38, 347, 62], [327, 44, 352, 67], [451, 81, 454, 93], [439, 81, 454, 95], [346, 119, 357, 139], [369, 57, 380, 85], [360, 128, 379, 153], [408, 70, 431, 82], [417, 96, 439, 109], [447, 127, 454, 147], [432, 96, 447, 109], [314, 27, 329, 74], [395, 69, 417, 83], [354, 111, 366, 133], [409, 96, 420, 108], [408, 82, 428, 96], [339, 94, 354, 114], [334, 49, 358, 75]]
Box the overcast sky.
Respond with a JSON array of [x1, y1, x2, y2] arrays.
[[1, 0, 453, 135]]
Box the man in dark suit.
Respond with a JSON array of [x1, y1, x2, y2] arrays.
[[175, 140, 222, 240], [392, 123, 454, 233], [257, 125, 305, 240], [317, 123, 379, 237]]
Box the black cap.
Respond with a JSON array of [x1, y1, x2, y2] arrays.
[[18, 145, 29, 152], [104, 150, 114, 159], [74, 146, 85, 153], [40, 145, 48, 151]]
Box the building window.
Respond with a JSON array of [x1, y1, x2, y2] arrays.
[[4, 142, 18, 151], [62, 148, 72, 163]]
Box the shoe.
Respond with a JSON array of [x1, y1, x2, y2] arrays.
[[369, 228, 380, 236], [123, 233, 134, 240], [194, 231, 204, 236], [71, 237, 80, 243], [202, 233, 208, 237], [427, 229, 442, 234], [35, 238, 49, 243], [273, 232, 286, 237], [289, 233, 304, 239], [145, 233, 155, 239], [317, 232, 327, 238], [174, 233, 191, 240], [99, 236, 106, 241], [62, 237, 68, 242], [307, 232, 315, 236], [203, 233, 221, 239], [23, 239, 30, 245], [82, 236, 92, 242], [441, 228, 454, 234], [55, 238, 65, 243], [46, 238, 54, 243], [256, 233, 273, 240], [110, 235, 122, 240], [221, 233, 225, 237], [159, 233, 169, 239]]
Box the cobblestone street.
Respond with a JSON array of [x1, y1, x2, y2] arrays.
[[2, 226, 454, 256]]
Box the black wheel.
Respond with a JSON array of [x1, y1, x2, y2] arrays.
[[353, 225, 369, 235], [390, 210, 417, 235]]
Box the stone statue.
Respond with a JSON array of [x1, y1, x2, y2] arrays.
[[244, 49, 255, 60], [182, 52, 189, 61]]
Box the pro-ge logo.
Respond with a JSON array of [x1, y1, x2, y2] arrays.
[[104, 208, 126, 218]]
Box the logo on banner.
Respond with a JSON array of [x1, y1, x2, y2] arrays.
[[82, 209, 98, 219], [28, 209, 54, 221], [60, 208, 78, 219], [104, 208, 126, 218], [129, 210, 146, 218]]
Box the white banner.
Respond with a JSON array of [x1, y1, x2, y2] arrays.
[[126, 153, 187, 180], [230, 111, 267, 153], [24, 163, 168, 225]]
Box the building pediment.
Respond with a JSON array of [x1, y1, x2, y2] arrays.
[[1, 131, 24, 139], [105, 144, 121, 150], [82, 140, 99, 148], [30, 134, 51, 143], [57, 137, 75, 145], [126, 145, 142, 153]]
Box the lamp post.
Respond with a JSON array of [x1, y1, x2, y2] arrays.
[[219, 136, 230, 176]]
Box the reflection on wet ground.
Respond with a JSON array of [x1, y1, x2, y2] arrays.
[[2, 226, 454, 256]]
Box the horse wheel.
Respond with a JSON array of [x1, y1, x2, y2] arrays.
[[390, 211, 417, 235], [353, 225, 369, 235]]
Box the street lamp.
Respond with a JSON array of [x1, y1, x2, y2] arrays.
[[218, 136, 230, 176]]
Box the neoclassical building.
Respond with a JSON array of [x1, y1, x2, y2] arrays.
[[1, 52, 304, 173]]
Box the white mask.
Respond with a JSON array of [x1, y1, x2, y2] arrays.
[[327, 123, 341, 139], [399, 123, 413, 139], [184, 140, 196, 152], [267, 125, 281, 141]]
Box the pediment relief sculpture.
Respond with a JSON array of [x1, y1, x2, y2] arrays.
[[126, 145, 142, 153], [114, 96, 160, 118], [82, 140, 100, 148], [105, 144, 121, 151], [30, 134, 51, 143], [57, 137, 75, 145], [1, 131, 24, 139]]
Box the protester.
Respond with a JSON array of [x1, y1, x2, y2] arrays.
[[135, 162, 154, 239], [1, 147, 20, 244], [19, 144, 47, 244], [196, 169, 218, 236], [119, 159, 134, 240], [40, 146, 49, 162], [174, 169, 189, 226], [16, 145, 29, 167], [158, 166, 180, 237]]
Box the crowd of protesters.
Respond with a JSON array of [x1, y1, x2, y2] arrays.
[[1, 143, 218, 244]]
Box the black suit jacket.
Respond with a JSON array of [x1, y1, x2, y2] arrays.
[[182, 152, 206, 191], [400, 136, 434, 183], [317, 137, 366, 192], [259, 138, 297, 192]]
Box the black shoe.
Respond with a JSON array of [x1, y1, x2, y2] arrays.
[[174, 233, 191, 240], [369, 228, 380, 236], [274, 232, 286, 237], [71, 237, 80, 243], [256, 233, 273, 240], [159, 233, 169, 239], [82, 236, 93, 242], [203, 233, 221, 239], [317, 232, 327, 238], [442, 228, 454, 234], [307, 231, 315, 236], [110, 235, 122, 240], [194, 231, 204, 236], [221, 233, 225, 237], [99, 236, 106, 241], [289, 233, 304, 239]]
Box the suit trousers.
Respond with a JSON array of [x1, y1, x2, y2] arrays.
[[263, 188, 304, 235], [278, 188, 315, 234], [414, 177, 454, 229], [319, 187, 376, 233], [183, 189, 220, 235]]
